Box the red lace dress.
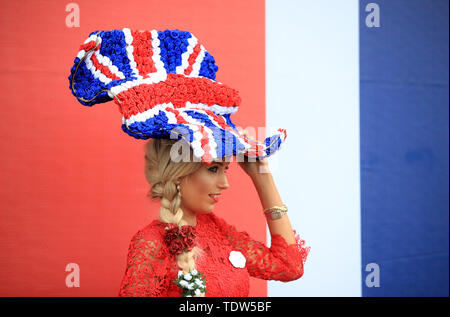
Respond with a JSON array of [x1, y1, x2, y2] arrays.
[[118, 212, 310, 297]]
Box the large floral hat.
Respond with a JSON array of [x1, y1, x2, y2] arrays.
[[68, 28, 287, 164]]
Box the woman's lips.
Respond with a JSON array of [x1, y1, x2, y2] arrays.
[[209, 194, 219, 203]]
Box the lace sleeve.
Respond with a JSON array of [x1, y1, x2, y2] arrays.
[[118, 229, 171, 297], [213, 214, 310, 282]]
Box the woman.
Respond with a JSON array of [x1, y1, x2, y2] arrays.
[[117, 137, 310, 297], [68, 28, 310, 297]]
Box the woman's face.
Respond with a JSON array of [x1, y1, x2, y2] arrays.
[[180, 161, 230, 215]]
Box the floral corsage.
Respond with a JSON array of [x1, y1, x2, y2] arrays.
[[174, 269, 207, 297], [163, 223, 197, 256]]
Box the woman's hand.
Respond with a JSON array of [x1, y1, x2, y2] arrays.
[[236, 128, 271, 179], [238, 157, 271, 179]]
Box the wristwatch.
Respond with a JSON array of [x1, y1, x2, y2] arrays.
[[264, 205, 288, 220]]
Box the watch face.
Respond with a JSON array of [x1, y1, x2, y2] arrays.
[[271, 211, 283, 220]]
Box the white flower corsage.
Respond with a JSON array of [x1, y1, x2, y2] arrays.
[[174, 269, 207, 297], [229, 250, 246, 268]]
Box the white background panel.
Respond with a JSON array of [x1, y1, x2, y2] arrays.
[[265, 0, 361, 297]]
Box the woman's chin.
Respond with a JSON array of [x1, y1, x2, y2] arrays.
[[202, 206, 214, 213]]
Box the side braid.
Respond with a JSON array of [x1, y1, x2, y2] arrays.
[[158, 181, 196, 272], [144, 139, 205, 283], [158, 181, 184, 225]]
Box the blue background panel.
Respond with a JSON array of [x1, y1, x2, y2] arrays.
[[360, 0, 449, 296]]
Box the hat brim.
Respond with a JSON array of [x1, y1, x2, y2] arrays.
[[121, 106, 286, 164]]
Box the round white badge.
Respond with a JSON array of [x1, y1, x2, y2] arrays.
[[229, 251, 246, 268]]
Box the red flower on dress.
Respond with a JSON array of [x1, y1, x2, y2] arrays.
[[163, 223, 197, 256]]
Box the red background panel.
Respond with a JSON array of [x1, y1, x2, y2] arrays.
[[0, 0, 267, 296]]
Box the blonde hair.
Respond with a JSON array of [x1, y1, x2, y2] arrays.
[[144, 138, 205, 275]]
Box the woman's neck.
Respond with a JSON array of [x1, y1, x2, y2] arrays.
[[180, 206, 198, 227]]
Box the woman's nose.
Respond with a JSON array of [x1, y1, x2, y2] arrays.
[[218, 174, 229, 190]]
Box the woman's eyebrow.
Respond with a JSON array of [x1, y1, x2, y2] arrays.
[[214, 162, 230, 166]]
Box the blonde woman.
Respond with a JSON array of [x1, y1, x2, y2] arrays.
[[68, 28, 310, 297], [118, 137, 310, 297]]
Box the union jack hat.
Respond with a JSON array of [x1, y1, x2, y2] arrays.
[[68, 28, 287, 165]]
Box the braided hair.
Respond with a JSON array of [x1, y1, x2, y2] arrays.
[[144, 138, 205, 276]]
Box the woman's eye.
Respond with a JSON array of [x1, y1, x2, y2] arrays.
[[209, 165, 229, 173], [209, 166, 218, 173]]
